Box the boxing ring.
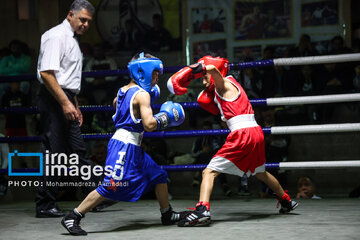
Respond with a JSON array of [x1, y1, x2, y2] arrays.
[[1, 53, 360, 172], [0, 53, 360, 239]]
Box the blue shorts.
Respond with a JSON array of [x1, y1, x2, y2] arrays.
[[96, 138, 168, 202]]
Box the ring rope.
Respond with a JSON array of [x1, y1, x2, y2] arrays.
[[1, 123, 360, 143], [229, 53, 360, 70], [1, 93, 360, 114], [1, 53, 360, 83], [2, 160, 360, 175]]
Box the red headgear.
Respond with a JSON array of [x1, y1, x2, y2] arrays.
[[197, 56, 229, 90]]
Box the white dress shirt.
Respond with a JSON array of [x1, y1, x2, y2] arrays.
[[37, 19, 83, 94]]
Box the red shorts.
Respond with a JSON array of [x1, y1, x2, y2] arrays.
[[208, 126, 266, 176]]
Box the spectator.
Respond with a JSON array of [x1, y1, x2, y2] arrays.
[[258, 47, 277, 97], [291, 34, 317, 57], [84, 43, 119, 104], [142, 138, 169, 166], [91, 98, 116, 133], [353, 63, 360, 92], [328, 36, 353, 91], [296, 176, 321, 199], [0, 133, 9, 196], [79, 42, 93, 68], [144, 14, 172, 52], [298, 65, 321, 123], [1, 81, 29, 137], [239, 66, 263, 99], [273, 65, 298, 97], [167, 88, 197, 128], [259, 108, 290, 198], [191, 121, 233, 197], [237, 175, 250, 196], [0, 40, 32, 96], [76, 93, 93, 134], [329, 35, 352, 55], [89, 141, 107, 167], [317, 63, 345, 94], [0, 47, 11, 100]]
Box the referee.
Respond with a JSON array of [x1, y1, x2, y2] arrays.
[[35, 0, 97, 218]]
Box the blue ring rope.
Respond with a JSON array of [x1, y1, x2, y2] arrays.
[[0, 163, 280, 175], [2, 53, 360, 83], [0, 66, 184, 83], [0, 128, 273, 143], [0, 129, 233, 143], [0, 100, 267, 114]]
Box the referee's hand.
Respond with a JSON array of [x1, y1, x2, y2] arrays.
[[62, 101, 80, 122]]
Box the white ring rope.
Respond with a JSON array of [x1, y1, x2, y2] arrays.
[[279, 161, 360, 169], [266, 93, 360, 106], [270, 123, 360, 134], [273, 53, 360, 66]]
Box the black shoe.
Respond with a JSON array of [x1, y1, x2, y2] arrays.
[[177, 205, 211, 227], [36, 207, 65, 218], [278, 199, 298, 214], [91, 199, 117, 212], [237, 186, 251, 196], [161, 205, 190, 225], [61, 209, 87, 236]]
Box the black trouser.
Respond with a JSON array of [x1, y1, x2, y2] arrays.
[[35, 85, 99, 211]]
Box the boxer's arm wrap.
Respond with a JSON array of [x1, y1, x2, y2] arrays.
[[167, 63, 206, 95], [189, 62, 207, 79], [154, 112, 170, 131], [197, 89, 220, 115]]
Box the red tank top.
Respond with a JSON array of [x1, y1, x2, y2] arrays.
[[214, 76, 254, 121]]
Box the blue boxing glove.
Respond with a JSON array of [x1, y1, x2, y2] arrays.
[[150, 84, 160, 104], [154, 101, 185, 130]]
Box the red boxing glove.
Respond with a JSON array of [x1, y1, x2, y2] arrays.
[[197, 88, 219, 115], [167, 63, 206, 95]]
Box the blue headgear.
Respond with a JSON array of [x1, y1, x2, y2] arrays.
[[127, 52, 163, 92]]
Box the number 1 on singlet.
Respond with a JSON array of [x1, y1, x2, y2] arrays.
[[112, 152, 126, 181]]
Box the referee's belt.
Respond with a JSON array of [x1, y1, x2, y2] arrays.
[[112, 128, 143, 146], [226, 114, 258, 132]]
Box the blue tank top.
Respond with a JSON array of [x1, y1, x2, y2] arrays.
[[112, 85, 145, 133]]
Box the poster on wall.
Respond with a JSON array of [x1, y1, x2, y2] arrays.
[[191, 8, 226, 34], [233, 45, 262, 62], [95, 0, 180, 50], [233, 0, 292, 41], [193, 39, 227, 62], [301, 0, 338, 27]]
